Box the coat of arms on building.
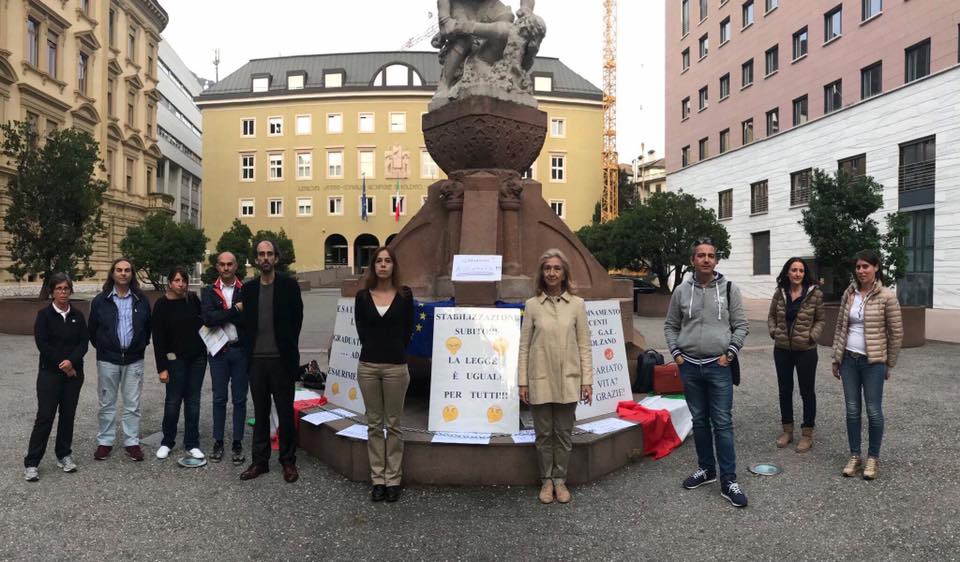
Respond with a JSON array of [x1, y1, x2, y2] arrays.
[[384, 145, 411, 179]]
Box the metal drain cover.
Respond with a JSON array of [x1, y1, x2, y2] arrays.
[[748, 463, 782, 476], [177, 456, 207, 468]]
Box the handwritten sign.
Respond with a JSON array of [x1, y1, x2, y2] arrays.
[[576, 300, 634, 420], [428, 307, 521, 434], [324, 298, 365, 413], [451, 255, 503, 282]]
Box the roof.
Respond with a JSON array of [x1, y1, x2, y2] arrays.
[[638, 158, 665, 170], [197, 51, 602, 102]]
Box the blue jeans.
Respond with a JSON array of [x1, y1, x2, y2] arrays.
[[96, 360, 144, 447], [209, 346, 249, 443], [840, 352, 886, 458], [679, 361, 737, 479], [161, 356, 207, 450]]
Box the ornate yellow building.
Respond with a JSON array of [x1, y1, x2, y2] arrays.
[[0, 0, 170, 281], [197, 51, 603, 273]]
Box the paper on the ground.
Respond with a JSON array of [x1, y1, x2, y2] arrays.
[[330, 408, 358, 418], [301, 410, 344, 426], [431, 432, 491, 445], [336, 424, 370, 440], [510, 429, 537, 444], [198, 325, 229, 356], [576, 417, 637, 434], [294, 389, 323, 402]]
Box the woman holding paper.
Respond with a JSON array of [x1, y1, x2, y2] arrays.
[[354, 247, 414, 503], [519, 248, 593, 504], [152, 266, 207, 461]]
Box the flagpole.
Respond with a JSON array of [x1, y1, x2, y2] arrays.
[[361, 173, 367, 222]]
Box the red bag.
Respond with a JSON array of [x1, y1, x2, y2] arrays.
[[653, 363, 684, 395]]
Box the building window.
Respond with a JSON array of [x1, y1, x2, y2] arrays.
[[790, 168, 812, 206], [549, 199, 566, 219], [295, 115, 311, 135], [699, 34, 709, 59], [145, 103, 154, 137], [719, 129, 730, 153], [107, 78, 115, 117], [898, 136, 935, 193], [752, 231, 771, 275], [765, 45, 778, 75], [240, 154, 255, 181], [268, 153, 283, 180], [389, 112, 406, 133], [742, 0, 754, 28], [297, 197, 313, 217], [824, 80, 842, 113], [327, 196, 343, 215], [765, 0, 778, 12], [742, 59, 754, 87], [681, 97, 691, 119], [792, 95, 808, 125], [719, 73, 730, 99], [698, 137, 709, 160], [534, 75, 553, 92], [838, 154, 867, 178], [550, 118, 566, 138], [268, 198, 283, 217], [268, 117, 283, 136], [324, 71, 343, 88], [358, 149, 375, 178], [550, 154, 566, 182], [77, 52, 89, 95], [240, 198, 254, 217], [792, 27, 808, 60], [905, 39, 931, 83], [862, 0, 881, 21], [421, 150, 440, 179], [126, 90, 136, 125], [742, 118, 754, 144], [750, 180, 768, 214], [861, 62, 882, 99], [359, 195, 375, 216], [720, 17, 731, 44], [718, 189, 733, 219], [106, 149, 115, 187], [391, 195, 406, 216], [521, 161, 536, 180], [47, 31, 59, 78], [327, 113, 343, 133], [125, 158, 134, 193], [287, 74, 304, 90], [327, 150, 344, 178], [766, 108, 779, 135], [296, 151, 312, 180], [252, 77, 269, 92], [699, 0, 708, 21], [682, 146, 690, 167], [682, 48, 690, 72], [242, 118, 255, 137], [358, 112, 375, 133], [127, 24, 137, 59], [26, 18, 40, 67], [108, 9, 116, 47], [682, 0, 690, 35], [824, 5, 842, 42], [698, 86, 708, 110]]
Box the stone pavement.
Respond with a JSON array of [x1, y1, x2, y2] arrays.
[[0, 289, 957, 561]]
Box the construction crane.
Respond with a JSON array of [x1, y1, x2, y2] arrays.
[[401, 12, 438, 50], [601, 0, 619, 223]]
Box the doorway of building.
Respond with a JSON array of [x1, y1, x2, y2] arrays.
[[324, 234, 349, 268], [354, 234, 380, 274], [898, 208, 934, 307]]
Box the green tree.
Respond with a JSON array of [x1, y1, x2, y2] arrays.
[[800, 169, 907, 297], [0, 122, 107, 298], [120, 213, 208, 290], [201, 219, 253, 284], [618, 171, 638, 213], [250, 229, 296, 275]]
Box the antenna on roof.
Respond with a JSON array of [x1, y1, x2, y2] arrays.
[[212, 48, 220, 82]]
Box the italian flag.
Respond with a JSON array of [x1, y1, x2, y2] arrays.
[[394, 178, 402, 223], [617, 396, 692, 460]]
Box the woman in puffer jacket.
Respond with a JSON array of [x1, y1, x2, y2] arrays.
[[767, 257, 825, 452], [830, 249, 903, 481]]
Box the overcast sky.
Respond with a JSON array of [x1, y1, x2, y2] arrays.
[[160, 0, 665, 162]]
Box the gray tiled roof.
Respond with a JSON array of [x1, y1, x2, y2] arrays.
[[198, 51, 601, 101]]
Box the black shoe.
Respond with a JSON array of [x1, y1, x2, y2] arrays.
[[210, 441, 224, 463], [682, 468, 717, 489], [231, 442, 245, 465], [371, 485, 386, 502], [721, 478, 748, 508], [385, 486, 402, 502]]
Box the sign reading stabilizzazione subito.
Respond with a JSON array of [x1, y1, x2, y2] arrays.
[[576, 300, 632, 420], [428, 307, 521, 434], [324, 297, 365, 413]]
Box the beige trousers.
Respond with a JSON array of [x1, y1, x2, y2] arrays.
[[531, 402, 577, 483], [357, 361, 410, 486]]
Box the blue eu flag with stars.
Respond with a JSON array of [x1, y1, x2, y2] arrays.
[[406, 299, 526, 358]]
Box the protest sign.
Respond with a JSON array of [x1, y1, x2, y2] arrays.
[[576, 300, 633, 420], [324, 298, 365, 413]]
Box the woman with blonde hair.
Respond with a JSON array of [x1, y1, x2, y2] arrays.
[[518, 248, 593, 504]]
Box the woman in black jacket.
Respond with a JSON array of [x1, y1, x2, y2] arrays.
[[24, 273, 88, 481], [354, 247, 414, 503]]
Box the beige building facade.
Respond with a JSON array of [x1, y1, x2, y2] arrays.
[[0, 0, 170, 281]]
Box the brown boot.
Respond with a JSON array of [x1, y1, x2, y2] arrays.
[[776, 423, 794, 448], [538, 480, 554, 504], [554, 480, 571, 504], [863, 457, 879, 480], [795, 427, 814, 453]]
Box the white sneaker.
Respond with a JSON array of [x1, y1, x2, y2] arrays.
[[24, 467, 39, 482], [187, 448, 205, 460], [56, 456, 77, 473], [156, 445, 171, 459]]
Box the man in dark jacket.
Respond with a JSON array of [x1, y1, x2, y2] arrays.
[[237, 240, 303, 483], [87, 258, 151, 462], [201, 251, 248, 464]]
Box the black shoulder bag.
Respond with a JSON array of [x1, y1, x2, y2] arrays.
[[727, 282, 741, 386]]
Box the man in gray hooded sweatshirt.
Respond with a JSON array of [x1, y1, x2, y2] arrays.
[[664, 239, 750, 507]]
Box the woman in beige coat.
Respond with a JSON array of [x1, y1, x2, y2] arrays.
[[518, 249, 593, 505], [831, 249, 903, 481]]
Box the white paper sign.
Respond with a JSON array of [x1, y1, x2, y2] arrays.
[[576, 300, 634, 420], [294, 389, 323, 402], [451, 255, 503, 282], [301, 410, 344, 426], [324, 298, 365, 413], [576, 417, 637, 435], [431, 432, 492, 445], [511, 429, 537, 444], [198, 325, 229, 356], [335, 423, 370, 440], [428, 307, 521, 434]]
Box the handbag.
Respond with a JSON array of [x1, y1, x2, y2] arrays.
[[634, 349, 664, 393], [726, 282, 741, 387], [653, 363, 684, 394]]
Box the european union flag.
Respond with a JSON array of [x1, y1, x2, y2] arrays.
[[407, 298, 455, 358]]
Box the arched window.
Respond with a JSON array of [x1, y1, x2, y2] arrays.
[[372, 64, 423, 87]]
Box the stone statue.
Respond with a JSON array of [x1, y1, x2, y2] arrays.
[[430, 0, 546, 111]]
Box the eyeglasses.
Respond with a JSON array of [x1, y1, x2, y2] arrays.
[[52, 287, 71, 293]]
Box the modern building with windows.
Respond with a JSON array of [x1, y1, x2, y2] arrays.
[[156, 39, 201, 226], [197, 51, 603, 273], [665, 0, 960, 335], [0, 0, 170, 281]]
